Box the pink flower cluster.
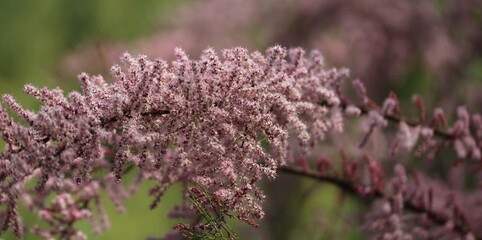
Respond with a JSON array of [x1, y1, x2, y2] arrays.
[[0, 46, 347, 238]]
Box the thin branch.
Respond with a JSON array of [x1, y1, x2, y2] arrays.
[[278, 166, 477, 239]]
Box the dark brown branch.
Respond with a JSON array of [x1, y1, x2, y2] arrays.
[[279, 166, 477, 239], [100, 109, 170, 126]]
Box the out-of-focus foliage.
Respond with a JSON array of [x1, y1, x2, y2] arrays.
[[0, 0, 187, 102]]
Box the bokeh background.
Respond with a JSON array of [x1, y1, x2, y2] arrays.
[[0, 0, 481, 239]]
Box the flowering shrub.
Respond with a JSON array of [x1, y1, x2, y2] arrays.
[[0, 46, 481, 240]]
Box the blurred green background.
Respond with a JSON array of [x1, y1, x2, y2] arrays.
[[0, 0, 188, 98]]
